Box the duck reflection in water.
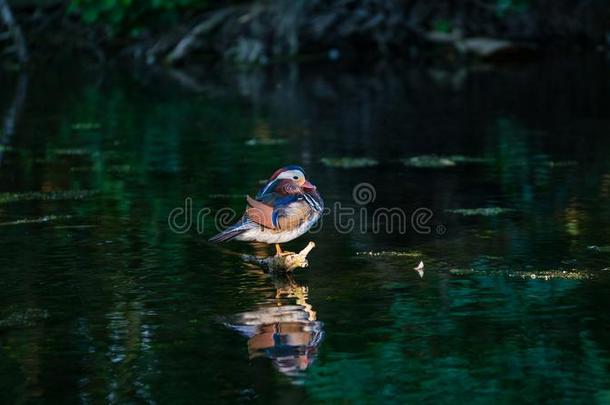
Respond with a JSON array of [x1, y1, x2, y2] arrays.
[[226, 274, 324, 380]]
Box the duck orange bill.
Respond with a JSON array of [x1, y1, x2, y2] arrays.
[[246, 195, 276, 229], [302, 180, 316, 191]]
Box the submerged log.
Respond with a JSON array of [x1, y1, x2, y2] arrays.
[[0, 0, 28, 64], [242, 242, 315, 272], [1, 72, 27, 165]]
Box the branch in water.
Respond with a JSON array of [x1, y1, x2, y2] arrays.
[[0, 0, 28, 64], [242, 242, 316, 272]]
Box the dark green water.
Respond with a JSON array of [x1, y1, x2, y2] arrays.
[[1, 57, 610, 404]]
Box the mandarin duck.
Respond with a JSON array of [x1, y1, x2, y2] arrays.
[[209, 165, 324, 256]]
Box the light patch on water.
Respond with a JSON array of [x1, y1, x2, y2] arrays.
[[587, 245, 610, 253], [356, 251, 423, 258], [71, 122, 101, 130], [320, 157, 379, 168], [54, 225, 96, 229], [208, 193, 246, 199], [69, 164, 131, 173], [0, 308, 50, 328], [0, 215, 71, 226], [546, 160, 578, 168], [0, 190, 99, 204], [402, 155, 492, 168], [449, 267, 595, 280], [50, 148, 96, 156], [244, 138, 287, 146], [445, 207, 515, 216]]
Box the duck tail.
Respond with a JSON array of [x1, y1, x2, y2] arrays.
[[208, 221, 252, 243]]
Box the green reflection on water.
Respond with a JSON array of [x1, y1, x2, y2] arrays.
[[1, 59, 610, 403]]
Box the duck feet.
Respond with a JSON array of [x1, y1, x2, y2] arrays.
[[275, 244, 295, 257]]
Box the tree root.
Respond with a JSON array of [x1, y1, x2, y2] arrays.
[[241, 242, 315, 272]]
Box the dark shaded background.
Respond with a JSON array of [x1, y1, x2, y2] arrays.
[[2, 1, 610, 404], [2, 0, 610, 66]]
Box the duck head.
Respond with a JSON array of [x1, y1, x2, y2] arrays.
[[269, 165, 317, 192]]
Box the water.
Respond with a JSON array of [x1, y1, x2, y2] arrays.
[[1, 56, 610, 403]]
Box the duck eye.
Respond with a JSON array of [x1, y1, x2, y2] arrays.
[[293, 176, 299, 180]]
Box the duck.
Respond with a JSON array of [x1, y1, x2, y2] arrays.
[[209, 165, 324, 256]]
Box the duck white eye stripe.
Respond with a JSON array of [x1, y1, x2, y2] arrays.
[[260, 179, 277, 196], [277, 170, 304, 180]]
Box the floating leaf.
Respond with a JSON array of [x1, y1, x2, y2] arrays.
[[414, 261, 424, 278], [320, 157, 379, 169], [445, 207, 514, 217]]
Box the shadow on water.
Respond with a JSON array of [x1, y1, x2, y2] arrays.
[[225, 272, 324, 383]]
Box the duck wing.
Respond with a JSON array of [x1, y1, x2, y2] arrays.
[[246, 193, 312, 231]]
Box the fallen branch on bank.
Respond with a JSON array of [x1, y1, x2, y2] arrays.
[[424, 31, 537, 60]]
